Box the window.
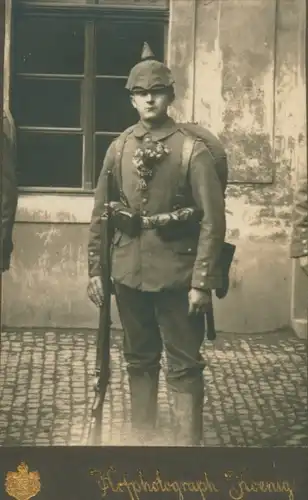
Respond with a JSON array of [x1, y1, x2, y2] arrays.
[[12, 3, 168, 190]]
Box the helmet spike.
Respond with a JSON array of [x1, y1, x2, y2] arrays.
[[141, 42, 156, 61]]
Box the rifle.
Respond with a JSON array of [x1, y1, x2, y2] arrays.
[[87, 170, 113, 445]]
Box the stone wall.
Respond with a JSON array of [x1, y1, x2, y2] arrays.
[[168, 0, 306, 333]]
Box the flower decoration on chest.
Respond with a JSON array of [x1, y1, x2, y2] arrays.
[[132, 134, 170, 191]]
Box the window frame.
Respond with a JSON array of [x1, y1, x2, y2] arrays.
[[12, 2, 169, 194]]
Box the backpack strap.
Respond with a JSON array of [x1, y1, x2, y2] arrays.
[[178, 132, 197, 195], [182, 134, 196, 174]]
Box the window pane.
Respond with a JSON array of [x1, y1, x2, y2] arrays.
[[14, 79, 81, 128], [17, 132, 83, 188], [96, 21, 165, 76], [95, 135, 117, 186], [14, 18, 85, 74], [95, 79, 138, 132]]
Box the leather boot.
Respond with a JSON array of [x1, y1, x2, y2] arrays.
[[128, 370, 159, 445], [172, 390, 204, 446]]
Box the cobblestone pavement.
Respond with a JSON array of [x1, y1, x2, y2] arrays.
[[0, 329, 307, 447]]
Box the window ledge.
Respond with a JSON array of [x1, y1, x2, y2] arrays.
[[16, 192, 95, 223]]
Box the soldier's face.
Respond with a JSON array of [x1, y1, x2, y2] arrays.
[[130, 88, 172, 123]]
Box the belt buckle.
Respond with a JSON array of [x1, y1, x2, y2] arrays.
[[141, 216, 151, 229]]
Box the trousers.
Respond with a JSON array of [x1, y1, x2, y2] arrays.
[[114, 282, 206, 445], [114, 282, 206, 390]]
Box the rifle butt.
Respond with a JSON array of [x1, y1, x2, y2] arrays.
[[87, 412, 103, 446], [87, 391, 104, 445], [87, 374, 110, 446]]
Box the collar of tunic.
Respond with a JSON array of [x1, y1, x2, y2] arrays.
[[133, 117, 179, 141]]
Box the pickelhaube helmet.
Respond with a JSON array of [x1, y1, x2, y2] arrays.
[[125, 42, 175, 92]]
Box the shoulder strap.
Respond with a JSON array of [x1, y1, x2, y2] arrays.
[[113, 127, 134, 203]]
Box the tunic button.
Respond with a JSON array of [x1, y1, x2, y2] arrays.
[[188, 248, 192, 252], [303, 239, 307, 244], [201, 271, 206, 277], [142, 198, 147, 203], [202, 262, 207, 267], [142, 210, 147, 215], [200, 282, 205, 287]]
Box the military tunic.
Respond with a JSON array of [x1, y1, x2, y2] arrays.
[[88, 115, 225, 417], [88, 118, 226, 292]]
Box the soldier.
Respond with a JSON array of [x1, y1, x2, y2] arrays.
[[290, 168, 308, 275], [87, 43, 226, 445], [1, 111, 18, 275]]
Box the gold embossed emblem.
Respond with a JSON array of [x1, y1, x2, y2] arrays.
[[5, 462, 41, 500]]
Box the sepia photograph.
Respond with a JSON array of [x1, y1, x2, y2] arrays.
[[1, 0, 307, 449]]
